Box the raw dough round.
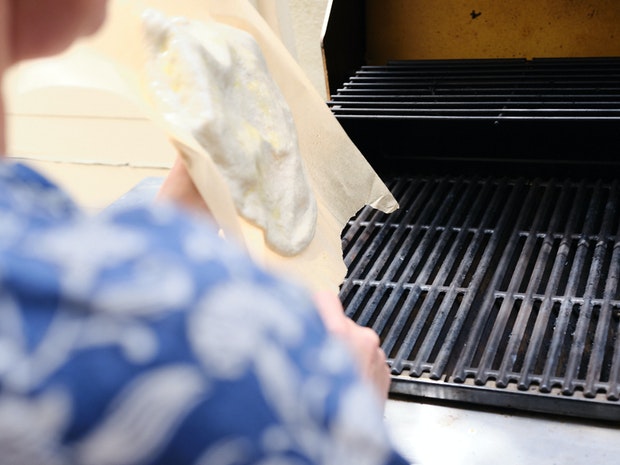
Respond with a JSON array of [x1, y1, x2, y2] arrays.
[[143, 9, 317, 256]]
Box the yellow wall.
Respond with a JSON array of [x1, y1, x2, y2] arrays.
[[366, 0, 620, 63]]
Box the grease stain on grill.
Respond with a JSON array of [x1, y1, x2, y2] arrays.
[[340, 176, 620, 421]]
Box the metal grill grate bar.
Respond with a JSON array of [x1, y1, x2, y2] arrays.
[[384, 178, 480, 371], [494, 181, 575, 389], [344, 178, 461, 341], [340, 176, 620, 420], [472, 180, 559, 387], [562, 182, 619, 395], [426, 180, 519, 380], [539, 182, 608, 392], [404, 180, 498, 377], [589, 207, 620, 400], [450, 180, 542, 382]]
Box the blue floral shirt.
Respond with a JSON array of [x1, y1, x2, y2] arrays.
[[0, 160, 408, 465]]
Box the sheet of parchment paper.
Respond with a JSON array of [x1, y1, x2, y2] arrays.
[[87, 0, 398, 293]]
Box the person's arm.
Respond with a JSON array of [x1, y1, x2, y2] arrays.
[[159, 157, 391, 403]]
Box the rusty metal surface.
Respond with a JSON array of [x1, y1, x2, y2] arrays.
[[366, 0, 620, 63]]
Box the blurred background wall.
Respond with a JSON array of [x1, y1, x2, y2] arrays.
[[252, 0, 330, 98], [5, 0, 331, 210]]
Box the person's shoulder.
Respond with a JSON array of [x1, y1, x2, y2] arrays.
[[0, 160, 321, 343], [0, 160, 79, 223]]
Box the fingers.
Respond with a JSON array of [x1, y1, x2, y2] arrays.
[[313, 291, 391, 406], [312, 290, 347, 334], [157, 156, 212, 216], [345, 321, 391, 403]]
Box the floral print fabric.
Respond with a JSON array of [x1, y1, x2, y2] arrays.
[[0, 161, 408, 465]]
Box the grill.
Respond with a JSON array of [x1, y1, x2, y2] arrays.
[[329, 57, 620, 177], [324, 6, 620, 422], [339, 174, 620, 422]]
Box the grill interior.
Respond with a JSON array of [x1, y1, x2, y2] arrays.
[[329, 57, 620, 178], [331, 58, 620, 422]]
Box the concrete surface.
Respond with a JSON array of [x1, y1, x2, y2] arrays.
[[384, 397, 620, 465]]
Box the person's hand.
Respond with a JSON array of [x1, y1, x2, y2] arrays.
[[313, 291, 391, 406], [157, 156, 211, 216]]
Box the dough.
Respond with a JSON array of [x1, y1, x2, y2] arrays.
[[142, 9, 317, 256]]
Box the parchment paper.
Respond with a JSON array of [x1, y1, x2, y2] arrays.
[[87, 0, 398, 293]]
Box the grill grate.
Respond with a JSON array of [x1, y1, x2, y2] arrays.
[[340, 176, 620, 421], [329, 57, 620, 118], [328, 57, 620, 176]]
